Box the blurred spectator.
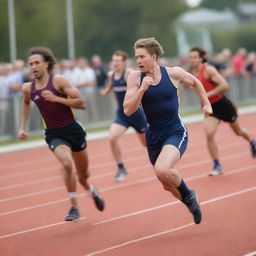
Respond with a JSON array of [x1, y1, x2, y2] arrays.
[[178, 56, 189, 69], [208, 48, 232, 77], [158, 57, 172, 67], [0, 64, 9, 135], [59, 59, 80, 87], [245, 52, 256, 75], [76, 57, 96, 92], [8, 60, 25, 97], [75, 57, 99, 122], [23, 67, 34, 82], [59, 59, 71, 78], [91, 54, 107, 88], [231, 48, 248, 77], [63, 59, 80, 86]]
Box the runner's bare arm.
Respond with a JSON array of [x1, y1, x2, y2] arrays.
[[123, 71, 152, 116], [205, 66, 229, 97], [100, 72, 113, 96], [42, 76, 86, 109], [170, 67, 212, 117], [18, 83, 31, 140]]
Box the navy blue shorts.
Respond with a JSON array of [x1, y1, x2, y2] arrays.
[[146, 127, 188, 165], [114, 108, 147, 133], [45, 121, 87, 152]]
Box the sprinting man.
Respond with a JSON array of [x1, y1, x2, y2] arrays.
[[124, 38, 212, 224], [189, 46, 256, 176], [101, 50, 147, 181], [18, 47, 105, 221]]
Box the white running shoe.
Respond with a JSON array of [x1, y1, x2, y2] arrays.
[[114, 168, 128, 181], [209, 166, 223, 176]]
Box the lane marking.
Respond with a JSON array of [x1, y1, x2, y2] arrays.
[[0, 146, 143, 171], [0, 174, 153, 216], [94, 182, 256, 226], [0, 184, 255, 239], [0, 186, 65, 202], [1, 163, 255, 216], [86, 223, 195, 256], [0, 175, 62, 191], [86, 186, 256, 255], [0, 148, 250, 192], [0, 139, 243, 180], [243, 251, 256, 256], [0, 217, 86, 239]]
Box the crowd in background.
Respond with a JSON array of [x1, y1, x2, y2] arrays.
[[0, 48, 256, 135]]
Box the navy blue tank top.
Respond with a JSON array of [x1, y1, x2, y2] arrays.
[[31, 75, 75, 129], [140, 67, 183, 132], [112, 70, 127, 111]]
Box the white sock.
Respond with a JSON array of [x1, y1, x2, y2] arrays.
[[89, 185, 94, 194], [68, 192, 77, 198]]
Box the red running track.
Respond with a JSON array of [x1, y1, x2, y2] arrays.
[[0, 113, 256, 256]]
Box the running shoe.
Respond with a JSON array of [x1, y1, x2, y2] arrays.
[[90, 186, 105, 211], [65, 207, 80, 221], [182, 191, 202, 224], [114, 167, 128, 181], [250, 140, 256, 157], [209, 165, 223, 176]]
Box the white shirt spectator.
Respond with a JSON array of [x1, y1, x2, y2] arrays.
[[76, 58, 96, 93]]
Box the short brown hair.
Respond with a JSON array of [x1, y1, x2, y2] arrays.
[[134, 37, 164, 58], [190, 46, 207, 63], [28, 47, 56, 73], [113, 50, 128, 61]]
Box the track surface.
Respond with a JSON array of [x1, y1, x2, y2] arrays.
[[1, 113, 256, 256]]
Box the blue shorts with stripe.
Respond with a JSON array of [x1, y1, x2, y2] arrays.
[[146, 126, 188, 165], [113, 108, 148, 134]]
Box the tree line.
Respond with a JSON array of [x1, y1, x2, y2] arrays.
[[0, 0, 255, 62]]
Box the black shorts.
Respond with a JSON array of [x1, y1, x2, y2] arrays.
[[211, 96, 238, 123], [45, 121, 87, 152]]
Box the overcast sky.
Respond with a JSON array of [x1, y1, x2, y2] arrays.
[[185, 0, 202, 7]]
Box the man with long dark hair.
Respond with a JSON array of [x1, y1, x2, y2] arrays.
[[18, 47, 105, 221]]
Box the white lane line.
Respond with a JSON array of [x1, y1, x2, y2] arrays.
[[0, 155, 148, 191], [243, 251, 256, 256], [0, 166, 57, 180], [0, 186, 65, 202], [0, 175, 62, 191], [94, 180, 256, 226], [1, 186, 255, 240], [0, 197, 69, 216], [1, 162, 255, 216], [0, 139, 243, 180], [86, 223, 195, 256], [0, 217, 86, 239], [0, 147, 249, 191], [0, 174, 153, 216], [86, 186, 256, 255], [0, 166, 152, 203], [94, 201, 180, 226], [0, 146, 142, 171]]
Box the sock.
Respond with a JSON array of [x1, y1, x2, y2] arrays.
[[89, 185, 94, 194], [118, 163, 125, 169], [68, 192, 77, 198], [177, 179, 192, 200], [213, 159, 220, 168]]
